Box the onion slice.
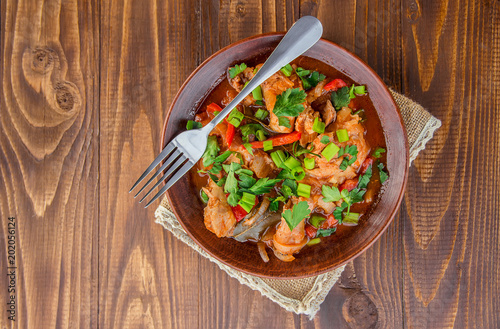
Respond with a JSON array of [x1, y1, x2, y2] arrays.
[[257, 242, 269, 263]]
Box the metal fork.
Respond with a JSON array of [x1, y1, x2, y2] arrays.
[[130, 16, 323, 208]]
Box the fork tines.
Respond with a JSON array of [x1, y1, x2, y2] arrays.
[[130, 142, 191, 208]]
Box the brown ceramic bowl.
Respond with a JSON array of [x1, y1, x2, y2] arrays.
[[162, 33, 408, 279]]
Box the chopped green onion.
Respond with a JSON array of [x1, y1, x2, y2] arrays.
[[297, 183, 311, 198], [252, 86, 263, 100], [343, 212, 360, 225], [354, 85, 366, 95], [321, 143, 340, 161], [291, 166, 306, 181], [263, 140, 273, 151], [241, 192, 256, 204], [213, 110, 221, 116], [200, 190, 209, 203], [349, 84, 356, 99], [280, 64, 293, 76], [283, 156, 301, 170], [309, 215, 326, 228], [186, 120, 202, 130], [307, 238, 321, 246], [336, 129, 349, 143], [312, 117, 325, 134], [253, 67, 258, 74], [270, 150, 286, 168], [255, 100, 264, 106], [256, 130, 266, 141], [227, 108, 244, 127], [304, 157, 315, 170], [254, 108, 269, 120], [238, 192, 256, 213]]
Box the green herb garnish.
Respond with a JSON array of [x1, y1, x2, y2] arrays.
[[202, 136, 220, 167], [372, 147, 386, 158], [273, 88, 307, 127], [229, 63, 247, 79], [331, 86, 350, 109], [378, 162, 388, 184], [282, 201, 311, 231]]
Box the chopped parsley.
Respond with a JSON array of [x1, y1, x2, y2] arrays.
[[339, 145, 358, 170], [273, 88, 307, 127], [241, 177, 282, 195], [331, 86, 350, 109], [295, 67, 326, 90], [322, 185, 342, 203], [320, 135, 331, 144], [281, 179, 298, 198], [316, 227, 337, 237], [282, 201, 311, 231], [372, 147, 386, 158], [357, 165, 372, 189], [378, 162, 389, 184], [202, 136, 220, 167], [229, 63, 247, 79], [240, 124, 268, 142]]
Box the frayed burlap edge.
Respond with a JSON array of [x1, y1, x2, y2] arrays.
[[155, 203, 342, 318], [153, 90, 441, 318]]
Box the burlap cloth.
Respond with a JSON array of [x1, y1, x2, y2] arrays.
[[154, 90, 441, 318]]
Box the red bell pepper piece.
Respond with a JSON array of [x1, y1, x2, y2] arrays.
[[226, 123, 235, 147], [227, 194, 259, 222], [324, 79, 348, 91], [305, 224, 318, 238], [360, 156, 375, 174], [206, 102, 222, 114], [339, 178, 359, 192], [321, 214, 339, 229], [247, 131, 301, 149], [231, 204, 248, 222]]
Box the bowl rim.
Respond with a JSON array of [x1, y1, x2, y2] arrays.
[[161, 32, 409, 279]]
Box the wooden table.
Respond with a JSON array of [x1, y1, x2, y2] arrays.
[[1, 1, 499, 328]]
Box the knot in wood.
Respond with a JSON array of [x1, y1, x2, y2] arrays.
[[30, 47, 54, 74], [342, 292, 378, 329], [236, 3, 246, 17], [55, 82, 75, 111], [406, 0, 421, 23]]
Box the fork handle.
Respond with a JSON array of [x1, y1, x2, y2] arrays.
[[203, 16, 323, 132]]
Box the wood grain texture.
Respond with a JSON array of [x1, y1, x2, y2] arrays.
[[0, 0, 99, 328], [401, 0, 500, 327], [0, 0, 498, 328], [98, 0, 200, 328]]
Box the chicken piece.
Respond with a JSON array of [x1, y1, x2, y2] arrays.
[[202, 180, 237, 238], [295, 105, 319, 147], [272, 199, 308, 259], [238, 148, 277, 178], [261, 71, 295, 133], [318, 100, 336, 128], [306, 79, 328, 103], [229, 67, 257, 105], [249, 150, 277, 178], [305, 107, 370, 185]]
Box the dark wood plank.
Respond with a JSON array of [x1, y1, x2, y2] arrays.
[[0, 0, 99, 327], [401, 0, 500, 328], [98, 0, 201, 328], [197, 2, 301, 328], [299, 1, 405, 328]]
